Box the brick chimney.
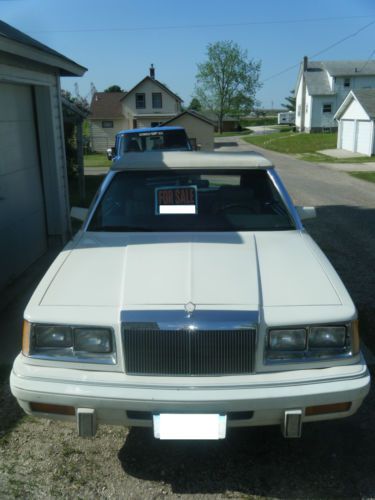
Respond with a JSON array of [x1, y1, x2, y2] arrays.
[[149, 64, 155, 79]]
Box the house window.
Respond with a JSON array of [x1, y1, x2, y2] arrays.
[[152, 93, 162, 108], [102, 120, 113, 128], [305, 104, 309, 114], [151, 121, 162, 127], [297, 104, 301, 117], [322, 104, 332, 113], [136, 93, 146, 109], [344, 78, 351, 88]]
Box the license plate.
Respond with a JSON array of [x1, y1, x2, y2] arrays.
[[153, 413, 227, 440]]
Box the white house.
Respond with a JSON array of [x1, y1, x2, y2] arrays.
[[334, 89, 375, 156], [0, 20, 86, 291], [89, 66, 183, 151], [295, 57, 375, 132]]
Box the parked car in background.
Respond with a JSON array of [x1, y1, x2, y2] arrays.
[[277, 111, 295, 125], [106, 126, 192, 160], [11, 151, 370, 441]]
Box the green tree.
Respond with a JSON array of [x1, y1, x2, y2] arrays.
[[188, 97, 202, 111], [104, 85, 124, 93], [282, 90, 296, 111], [195, 41, 261, 132]]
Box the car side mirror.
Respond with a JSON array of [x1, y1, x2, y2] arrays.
[[296, 206, 317, 220], [71, 206, 89, 222]]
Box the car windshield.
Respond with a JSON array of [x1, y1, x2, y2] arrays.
[[88, 169, 295, 232], [122, 130, 189, 153]]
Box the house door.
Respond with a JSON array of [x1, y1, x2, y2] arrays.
[[0, 83, 47, 290], [355, 120, 372, 156]]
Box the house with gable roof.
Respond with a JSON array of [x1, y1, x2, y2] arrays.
[[89, 65, 183, 151], [295, 56, 375, 132]]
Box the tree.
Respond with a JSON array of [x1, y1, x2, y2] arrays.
[[282, 90, 296, 111], [188, 97, 202, 111], [104, 85, 124, 93], [194, 41, 261, 132]]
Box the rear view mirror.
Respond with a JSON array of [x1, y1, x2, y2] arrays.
[[71, 207, 89, 222], [296, 206, 317, 221]]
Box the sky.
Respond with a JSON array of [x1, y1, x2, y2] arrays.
[[1, 0, 375, 109]]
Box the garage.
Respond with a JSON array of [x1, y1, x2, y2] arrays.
[[0, 20, 86, 291], [0, 83, 47, 288], [335, 89, 375, 157]]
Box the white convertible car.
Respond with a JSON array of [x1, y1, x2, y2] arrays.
[[11, 151, 370, 440]]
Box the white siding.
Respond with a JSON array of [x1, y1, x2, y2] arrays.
[[91, 119, 127, 152], [122, 78, 181, 120], [339, 99, 368, 120]]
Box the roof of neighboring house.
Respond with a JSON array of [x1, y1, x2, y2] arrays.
[[323, 60, 375, 76], [335, 89, 375, 120], [296, 59, 375, 97], [121, 76, 183, 103], [163, 109, 216, 127], [89, 92, 127, 120], [0, 20, 86, 76]]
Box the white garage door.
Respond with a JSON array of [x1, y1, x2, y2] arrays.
[[356, 120, 372, 156], [341, 120, 355, 151], [0, 83, 47, 290]]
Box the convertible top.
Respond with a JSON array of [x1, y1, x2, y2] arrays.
[[111, 151, 274, 171]]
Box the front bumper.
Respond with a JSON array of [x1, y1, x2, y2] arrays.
[[10, 354, 370, 432]]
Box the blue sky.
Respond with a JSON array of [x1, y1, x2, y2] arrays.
[[1, 0, 375, 108]]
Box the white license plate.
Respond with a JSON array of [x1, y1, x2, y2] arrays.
[[153, 413, 227, 440]]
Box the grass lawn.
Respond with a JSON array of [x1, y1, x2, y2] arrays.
[[84, 153, 111, 168], [349, 172, 375, 183], [244, 131, 337, 154]]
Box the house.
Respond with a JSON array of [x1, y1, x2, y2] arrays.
[[334, 89, 375, 156], [295, 56, 375, 132], [0, 20, 86, 291], [163, 110, 215, 150], [89, 65, 183, 151]]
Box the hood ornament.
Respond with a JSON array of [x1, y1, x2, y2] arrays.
[[184, 302, 196, 317]]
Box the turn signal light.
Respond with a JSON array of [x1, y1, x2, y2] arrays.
[[22, 320, 31, 356], [30, 402, 75, 416], [305, 402, 351, 416]]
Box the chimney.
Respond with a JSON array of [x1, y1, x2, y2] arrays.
[[150, 64, 155, 79], [303, 56, 308, 72]]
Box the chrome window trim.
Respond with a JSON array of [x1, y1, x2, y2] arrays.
[[121, 310, 259, 331], [267, 168, 303, 230], [29, 323, 117, 365]]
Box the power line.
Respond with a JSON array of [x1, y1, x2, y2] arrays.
[[28, 15, 375, 34], [356, 48, 375, 73], [262, 19, 375, 83]]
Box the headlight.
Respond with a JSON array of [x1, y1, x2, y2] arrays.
[[309, 326, 346, 348], [22, 321, 116, 365], [269, 329, 306, 351], [74, 328, 112, 353], [265, 322, 358, 363]]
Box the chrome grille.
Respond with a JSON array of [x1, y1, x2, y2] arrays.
[[123, 328, 256, 376]]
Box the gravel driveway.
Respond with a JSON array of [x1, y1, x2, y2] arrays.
[[1, 139, 374, 499]]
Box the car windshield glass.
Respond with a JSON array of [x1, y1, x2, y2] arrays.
[[88, 169, 295, 232], [123, 130, 189, 152]]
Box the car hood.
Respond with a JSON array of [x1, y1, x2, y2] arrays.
[[40, 231, 342, 309]]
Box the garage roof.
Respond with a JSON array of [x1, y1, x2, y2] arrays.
[[0, 20, 86, 76], [335, 89, 375, 120]]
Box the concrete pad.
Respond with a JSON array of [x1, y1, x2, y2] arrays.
[[318, 162, 375, 172], [318, 148, 366, 158]]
